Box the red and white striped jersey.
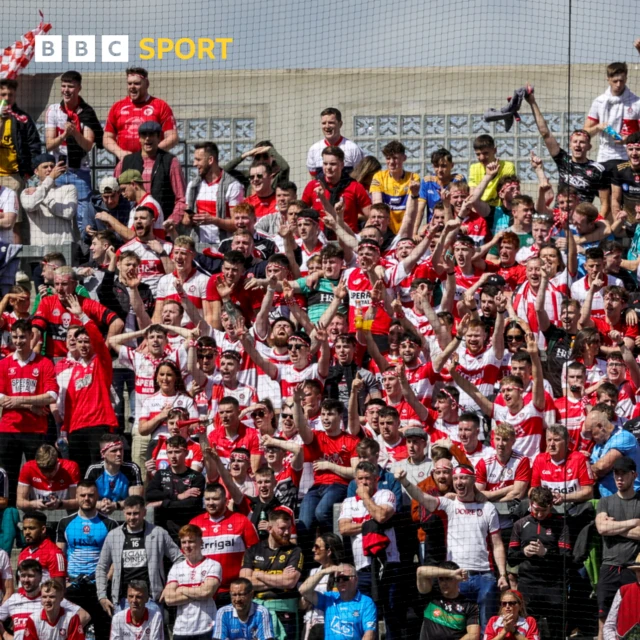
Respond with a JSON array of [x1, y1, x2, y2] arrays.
[[376, 436, 408, 469], [255, 342, 291, 409], [166, 557, 222, 636], [295, 238, 326, 276], [570, 274, 624, 319], [513, 280, 563, 348], [492, 401, 545, 460], [425, 409, 461, 444], [109, 606, 164, 640], [384, 397, 424, 429], [116, 238, 172, 295], [464, 442, 496, 469], [138, 391, 198, 439], [458, 213, 488, 246], [156, 269, 208, 324], [211, 328, 258, 388], [475, 451, 531, 491], [530, 451, 594, 495], [554, 396, 588, 452], [189, 511, 259, 592], [23, 607, 84, 640], [276, 362, 325, 400], [0, 591, 79, 640], [404, 361, 440, 404], [117, 346, 187, 428], [127, 193, 165, 239], [454, 344, 502, 412]]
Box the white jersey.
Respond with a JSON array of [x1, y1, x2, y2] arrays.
[[44, 103, 91, 170], [306, 137, 365, 175], [570, 274, 623, 318], [166, 557, 222, 636], [437, 497, 500, 572], [492, 401, 545, 460], [276, 362, 326, 400], [109, 607, 165, 640], [0, 593, 80, 640], [587, 87, 640, 163], [185, 175, 244, 245], [0, 549, 11, 596], [0, 186, 18, 244], [23, 606, 84, 640], [155, 270, 208, 325], [339, 489, 399, 570], [116, 238, 172, 296], [138, 391, 198, 439], [117, 346, 187, 429]]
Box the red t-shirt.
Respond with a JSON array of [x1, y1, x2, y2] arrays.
[[32, 296, 117, 358], [18, 459, 80, 502], [302, 179, 371, 232], [486, 261, 527, 291], [208, 424, 261, 465], [18, 538, 66, 580], [530, 451, 594, 496], [304, 430, 360, 486], [0, 353, 58, 434], [105, 95, 177, 153], [243, 193, 277, 218], [206, 275, 262, 323], [592, 316, 639, 346]]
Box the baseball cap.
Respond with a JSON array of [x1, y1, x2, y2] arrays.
[[613, 456, 637, 473], [99, 176, 120, 194], [485, 274, 506, 288], [404, 427, 428, 441], [138, 121, 162, 135], [33, 153, 56, 168], [118, 169, 144, 186]]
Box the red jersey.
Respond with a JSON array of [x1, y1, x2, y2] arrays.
[[189, 511, 259, 592], [18, 538, 66, 581], [486, 261, 527, 291], [0, 352, 58, 434], [302, 179, 371, 232], [18, 459, 80, 502], [24, 607, 84, 640], [530, 451, 594, 496], [151, 436, 203, 472], [592, 316, 639, 346], [459, 212, 488, 245], [206, 275, 261, 323], [32, 297, 117, 358], [554, 396, 588, 452], [57, 321, 118, 433], [243, 192, 277, 218], [105, 95, 177, 153], [377, 436, 408, 469], [385, 397, 424, 428], [208, 424, 260, 466], [304, 430, 359, 486]]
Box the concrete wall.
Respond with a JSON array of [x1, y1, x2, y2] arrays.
[[14, 63, 617, 186]]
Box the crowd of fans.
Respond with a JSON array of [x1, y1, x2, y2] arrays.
[[4, 51, 640, 640]]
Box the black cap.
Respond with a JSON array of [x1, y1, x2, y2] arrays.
[[297, 208, 319, 223], [138, 121, 162, 134], [33, 153, 56, 168], [485, 274, 506, 288], [613, 456, 637, 473]]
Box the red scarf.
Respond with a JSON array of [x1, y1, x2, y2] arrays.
[[62, 103, 82, 131]]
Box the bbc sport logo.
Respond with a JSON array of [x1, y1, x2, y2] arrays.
[[35, 35, 233, 63]]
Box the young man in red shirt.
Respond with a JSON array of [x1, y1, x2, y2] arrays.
[[243, 161, 277, 218], [18, 513, 66, 587], [302, 146, 371, 232], [56, 295, 119, 475], [294, 385, 359, 535], [103, 67, 177, 159], [0, 320, 58, 504]]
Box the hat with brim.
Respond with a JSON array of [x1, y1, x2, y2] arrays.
[[629, 552, 640, 570]]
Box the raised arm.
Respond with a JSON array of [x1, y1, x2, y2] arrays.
[[394, 468, 440, 512], [525, 87, 562, 158], [578, 273, 604, 329], [526, 332, 545, 412], [238, 323, 278, 380], [467, 161, 498, 218], [292, 383, 314, 445], [449, 353, 495, 417]]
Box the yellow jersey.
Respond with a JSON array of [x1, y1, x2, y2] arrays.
[[468, 160, 515, 207], [370, 169, 420, 234], [0, 119, 18, 176]]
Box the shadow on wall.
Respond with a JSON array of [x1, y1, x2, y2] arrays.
[[15, 73, 59, 121]]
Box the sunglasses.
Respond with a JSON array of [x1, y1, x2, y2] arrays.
[[288, 343, 305, 351], [336, 575, 353, 583], [250, 174, 266, 181], [281, 413, 294, 420], [251, 410, 265, 418], [501, 601, 518, 607], [197, 352, 215, 360], [505, 335, 524, 343]]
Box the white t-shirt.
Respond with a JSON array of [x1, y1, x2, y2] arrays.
[[437, 497, 500, 572], [306, 137, 365, 175], [0, 187, 17, 244], [338, 489, 399, 571], [44, 103, 91, 170], [166, 557, 222, 636], [0, 595, 79, 640]]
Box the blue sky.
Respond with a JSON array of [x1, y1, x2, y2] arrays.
[[2, 0, 639, 72]]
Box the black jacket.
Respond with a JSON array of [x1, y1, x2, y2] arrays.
[[61, 97, 104, 168], [3, 104, 41, 177], [97, 270, 155, 323]]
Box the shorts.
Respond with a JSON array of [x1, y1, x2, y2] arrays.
[[596, 564, 636, 619]]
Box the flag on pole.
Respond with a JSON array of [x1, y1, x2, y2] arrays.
[[0, 12, 52, 79]]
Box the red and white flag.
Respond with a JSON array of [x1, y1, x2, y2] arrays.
[[1, 12, 52, 79]]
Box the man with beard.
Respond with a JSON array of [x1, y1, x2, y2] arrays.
[[180, 141, 244, 245], [117, 169, 166, 239], [153, 235, 208, 325], [18, 513, 67, 587], [240, 508, 303, 639], [116, 121, 185, 224], [112, 206, 173, 296], [302, 146, 371, 232], [0, 560, 89, 640]]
